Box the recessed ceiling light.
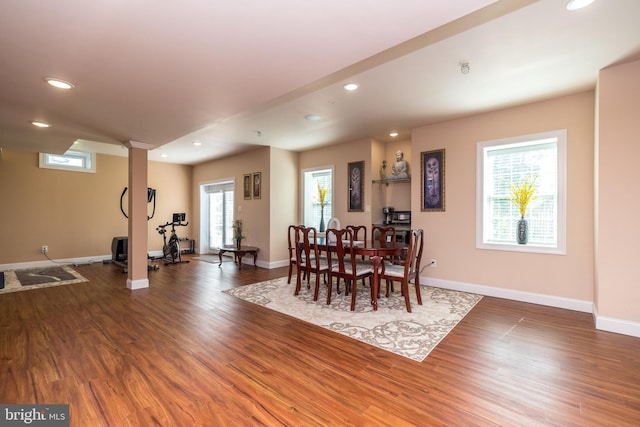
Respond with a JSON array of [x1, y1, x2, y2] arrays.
[[192, 141, 202, 146], [30, 121, 51, 128], [566, 0, 596, 10], [161, 153, 168, 158], [44, 78, 74, 90], [305, 114, 322, 121], [389, 132, 399, 137], [343, 83, 359, 91]]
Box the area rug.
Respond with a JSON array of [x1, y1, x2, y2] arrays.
[[0, 265, 88, 294], [223, 276, 482, 362]]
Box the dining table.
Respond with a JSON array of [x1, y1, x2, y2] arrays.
[[316, 237, 408, 310]]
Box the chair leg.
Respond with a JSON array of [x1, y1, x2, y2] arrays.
[[402, 279, 412, 313], [414, 277, 423, 305], [294, 268, 302, 295], [287, 262, 293, 284], [350, 280, 357, 311], [313, 273, 321, 301], [327, 274, 333, 305]]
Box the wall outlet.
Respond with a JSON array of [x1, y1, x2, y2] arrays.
[[430, 258, 437, 268], [42, 245, 48, 254]]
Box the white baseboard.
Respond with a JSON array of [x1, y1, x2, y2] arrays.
[[1, 255, 112, 271], [422, 275, 640, 338], [127, 278, 149, 290], [592, 305, 640, 338]]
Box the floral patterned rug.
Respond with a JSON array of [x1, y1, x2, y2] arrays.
[[223, 276, 482, 362]]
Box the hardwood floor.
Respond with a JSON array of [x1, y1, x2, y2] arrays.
[[1, 255, 639, 426]]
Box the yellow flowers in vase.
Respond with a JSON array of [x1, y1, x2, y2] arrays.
[[510, 176, 537, 245], [317, 183, 328, 209], [510, 176, 537, 218], [317, 183, 328, 232]]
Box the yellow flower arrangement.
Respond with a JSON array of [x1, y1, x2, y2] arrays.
[[510, 176, 537, 217], [317, 183, 328, 208]]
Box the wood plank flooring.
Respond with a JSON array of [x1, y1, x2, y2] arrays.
[[1, 255, 639, 426]]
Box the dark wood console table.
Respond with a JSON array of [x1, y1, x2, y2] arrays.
[[218, 245, 259, 270]]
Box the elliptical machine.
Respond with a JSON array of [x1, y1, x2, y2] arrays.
[[105, 186, 159, 272], [156, 213, 190, 265]]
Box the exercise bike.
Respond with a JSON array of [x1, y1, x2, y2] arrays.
[[156, 213, 190, 265]]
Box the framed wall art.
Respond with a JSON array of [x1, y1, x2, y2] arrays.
[[243, 174, 252, 200], [421, 149, 445, 211], [348, 161, 364, 212], [252, 172, 261, 199]]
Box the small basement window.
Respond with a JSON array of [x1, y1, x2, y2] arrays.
[[39, 150, 96, 173]]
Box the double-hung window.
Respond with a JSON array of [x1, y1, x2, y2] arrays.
[[477, 129, 566, 254]]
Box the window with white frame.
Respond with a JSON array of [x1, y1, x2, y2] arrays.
[[302, 167, 333, 229], [476, 129, 566, 254], [39, 150, 96, 173]]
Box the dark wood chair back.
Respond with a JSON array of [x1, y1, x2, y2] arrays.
[[372, 225, 396, 244], [345, 225, 367, 242], [326, 227, 374, 310], [294, 226, 329, 302], [380, 228, 424, 312]]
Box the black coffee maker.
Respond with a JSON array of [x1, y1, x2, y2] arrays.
[[383, 207, 394, 225]]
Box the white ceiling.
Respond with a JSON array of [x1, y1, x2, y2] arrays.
[[1, 0, 639, 165]]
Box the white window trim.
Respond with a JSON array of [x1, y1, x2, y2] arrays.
[[476, 129, 567, 255], [39, 150, 96, 173], [301, 165, 334, 228]]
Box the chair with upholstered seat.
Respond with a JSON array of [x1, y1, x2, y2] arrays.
[[372, 225, 396, 244], [326, 227, 374, 310], [294, 226, 329, 301], [379, 229, 424, 313], [345, 225, 367, 245], [287, 224, 305, 284]]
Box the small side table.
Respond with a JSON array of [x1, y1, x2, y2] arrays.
[[218, 245, 259, 270]]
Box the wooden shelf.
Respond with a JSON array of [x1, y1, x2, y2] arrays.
[[372, 178, 410, 186]]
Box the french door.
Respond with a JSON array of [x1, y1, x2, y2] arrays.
[[200, 180, 234, 253]]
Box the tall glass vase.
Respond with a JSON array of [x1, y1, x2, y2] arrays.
[[517, 216, 528, 244], [319, 207, 325, 232]]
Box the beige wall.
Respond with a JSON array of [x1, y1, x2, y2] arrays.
[[0, 151, 192, 265], [192, 147, 271, 262], [269, 147, 298, 263], [411, 91, 595, 301], [299, 138, 373, 229], [596, 59, 640, 323]]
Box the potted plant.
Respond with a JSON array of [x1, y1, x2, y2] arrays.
[[233, 219, 245, 249], [510, 176, 537, 244]]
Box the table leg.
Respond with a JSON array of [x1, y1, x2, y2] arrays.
[[370, 255, 382, 311], [252, 251, 257, 266], [218, 250, 224, 267]]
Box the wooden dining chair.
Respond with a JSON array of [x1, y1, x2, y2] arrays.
[[345, 225, 367, 243], [379, 229, 424, 313], [326, 228, 374, 310], [294, 226, 329, 302], [287, 224, 304, 284], [372, 225, 396, 244]]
